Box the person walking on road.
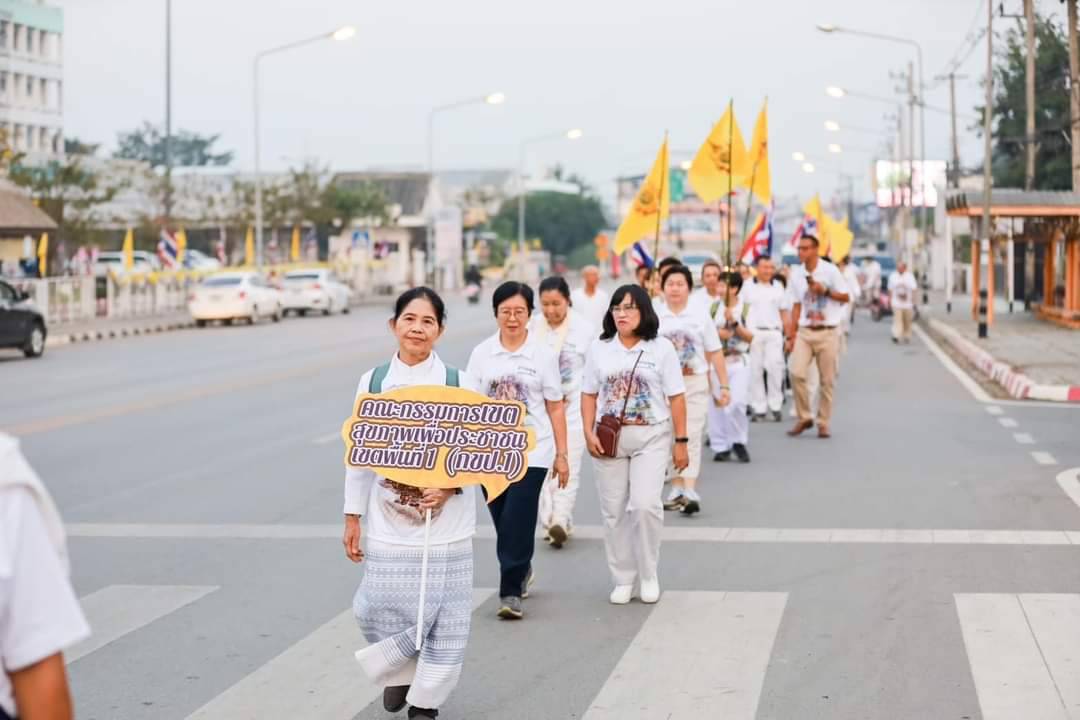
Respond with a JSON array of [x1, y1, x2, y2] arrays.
[[888, 259, 918, 344], [531, 277, 594, 549], [466, 282, 570, 621], [838, 255, 861, 354], [710, 271, 754, 462], [689, 260, 725, 319], [581, 284, 687, 605], [0, 433, 89, 720], [344, 288, 479, 718], [570, 265, 608, 332], [785, 236, 850, 439], [741, 256, 791, 422], [655, 264, 730, 515]]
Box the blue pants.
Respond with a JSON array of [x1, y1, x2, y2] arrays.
[[485, 466, 547, 597]]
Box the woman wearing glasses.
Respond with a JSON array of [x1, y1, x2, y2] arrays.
[[466, 281, 570, 621], [656, 264, 731, 516], [581, 284, 687, 604]]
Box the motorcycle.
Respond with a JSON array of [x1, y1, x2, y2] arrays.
[[870, 289, 892, 322], [465, 281, 481, 305]]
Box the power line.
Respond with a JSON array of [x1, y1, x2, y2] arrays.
[[932, 0, 990, 84]]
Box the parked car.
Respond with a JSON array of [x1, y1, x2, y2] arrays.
[[183, 248, 223, 271], [281, 269, 351, 316], [92, 250, 160, 277], [188, 272, 283, 326], [0, 279, 46, 358]]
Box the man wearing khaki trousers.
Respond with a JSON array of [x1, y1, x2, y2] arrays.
[[784, 235, 850, 439]]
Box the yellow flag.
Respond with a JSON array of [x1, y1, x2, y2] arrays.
[[176, 228, 187, 266], [688, 103, 749, 204], [823, 213, 853, 260], [740, 100, 771, 205], [290, 225, 301, 262], [613, 137, 670, 254], [244, 226, 255, 266], [37, 233, 48, 277], [122, 228, 134, 270]]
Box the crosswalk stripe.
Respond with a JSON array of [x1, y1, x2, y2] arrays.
[[185, 587, 495, 720], [69, 584, 218, 664], [956, 593, 1080, 720], [583, 591, 787, 719]]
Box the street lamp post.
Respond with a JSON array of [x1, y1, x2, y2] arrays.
[[425, 92, 505, 288], [252, 25, 355, 268], [517, 128, 583, 276], [818, 24, 927, 255]]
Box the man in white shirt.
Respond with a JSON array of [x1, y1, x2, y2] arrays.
[[888, 259, 918, 344], [688, 260, 725, 320], [741, 256, 791, 422], [1, 433, 90, 720], [570, 265, 608, 332], [862, 257, 882, 300], [785, 236, 850, 438], [837, 255, 862, 362]]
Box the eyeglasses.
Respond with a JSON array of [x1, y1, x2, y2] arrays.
[[610, 304, 639, 316], [497, 308, 529, 320]]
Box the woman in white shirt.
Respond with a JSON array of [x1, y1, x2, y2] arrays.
[[530, 276, 595, 549], [656, 264, 731, 516], [344, 287, 476, 719], [582, 284, 687, 605], [466, 282, 570, 621]]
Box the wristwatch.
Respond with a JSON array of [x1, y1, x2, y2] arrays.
[[674, 436, 689, 444]]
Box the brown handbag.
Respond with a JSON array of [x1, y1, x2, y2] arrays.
[[596, 350, 644, 458]]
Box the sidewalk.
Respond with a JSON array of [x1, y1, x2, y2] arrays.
[[919, 292, 1080, 402], [46, 311, 196, 348]]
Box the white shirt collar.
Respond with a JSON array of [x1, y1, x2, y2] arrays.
[[489, 331, 537, 358], [390, 350, 439, 378]]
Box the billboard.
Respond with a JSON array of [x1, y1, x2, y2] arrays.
[[874, 160, 947, 208]]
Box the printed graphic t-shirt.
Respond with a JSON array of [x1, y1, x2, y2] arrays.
[[787, 261, 849, 328], [657, 303, 722, 375], [582, 336, 685, 425], [529, 310, 595, 430]]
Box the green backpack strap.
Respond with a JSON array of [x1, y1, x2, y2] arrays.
[[368, 362, 392, 393], [445, 366, 460, 387]]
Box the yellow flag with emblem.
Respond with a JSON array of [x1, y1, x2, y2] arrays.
[[823, 213, 853, 260], [290, 225, 301, 262], [176, 227, 187, 267], [37, 233, 48, 277], [614, 136, 670, 254], [739, 100, 771, 205], [122, 228, 134, 270], [688, 103, 749, 204], [245, 226, 255, 266], [802, 194, 827, 253]]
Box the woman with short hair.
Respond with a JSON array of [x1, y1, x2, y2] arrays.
[[344, 287, 477, 719], [466, 281, 569, 620], [582, 284, 687, 605]]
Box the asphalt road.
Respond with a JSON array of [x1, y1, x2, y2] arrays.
[[3, 296, 1080, 720]]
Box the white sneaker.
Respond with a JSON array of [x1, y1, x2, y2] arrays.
[[640, 578, 661, 604], [609, 585, 633, 605]]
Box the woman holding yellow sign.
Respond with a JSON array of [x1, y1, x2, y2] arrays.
[[343, 287, 475, 720], [466, 281, 570, 621]]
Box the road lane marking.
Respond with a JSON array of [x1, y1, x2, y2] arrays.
[[1033, 451, 1059, 466], [185, 588, 494, 720], [985, 405, 1004, 415], [312, 432, 341, 445], [998, 417, 1018, 428], [1056, 469, 1080, 511], [68, 584, 218, 664], [956, 593, 1080, 720], [913, 324, 994, 402], [66, 523, 1080, 545], [583, 592, 786, 719], [1013, 432, 1035, 444]]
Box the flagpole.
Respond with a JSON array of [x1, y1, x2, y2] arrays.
[[740, 98, 767, 246], [725, 99, 734, 268], [651, 131, 668, 295]]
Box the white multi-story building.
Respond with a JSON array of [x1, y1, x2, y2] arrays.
[[0, 0, 62, 159]]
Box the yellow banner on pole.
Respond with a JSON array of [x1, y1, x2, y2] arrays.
[[613, 137, 670, 255]]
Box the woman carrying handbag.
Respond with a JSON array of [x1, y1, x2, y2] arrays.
[[581, 284, 687, 605]]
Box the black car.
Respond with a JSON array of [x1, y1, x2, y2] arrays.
[[0, 279, 47, 358]]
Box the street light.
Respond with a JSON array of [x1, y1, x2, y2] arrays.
[[679, 159, 692, 171], [802, 162, 815, 174], [826, 86, 846, 98], [824, 120, 841, 132], [518, 128, 584, 273], [425, 91, 505, 286], [792, 151, 806, 162], [816, 22, 927, 255], [253, 24, 356, 267], [828, 143, 842, 154]]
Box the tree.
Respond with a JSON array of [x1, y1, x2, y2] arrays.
[[64, 137, 101, 156], [114, 122, 234, 167], [490, 190, 606, 258], [974, 14, 1072, 189], [9, 156, 123, 246]]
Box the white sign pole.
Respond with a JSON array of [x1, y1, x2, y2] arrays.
[[415, 508, 432, 651]]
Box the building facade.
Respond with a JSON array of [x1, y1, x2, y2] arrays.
[[0, 0, 62, 159]]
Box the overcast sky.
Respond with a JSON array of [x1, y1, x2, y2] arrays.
[[57, 0, 1062, 210]]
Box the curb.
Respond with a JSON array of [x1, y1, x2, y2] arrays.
[[926, 317, 1080, 403], [44, 319, 197, 349]]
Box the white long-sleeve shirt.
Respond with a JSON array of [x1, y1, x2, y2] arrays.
[[343, 352, 478, 546]]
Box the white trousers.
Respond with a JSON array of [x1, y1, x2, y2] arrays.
[[708, 355, 750, 450], [538, 424, 586, 530], [749, 329, 785, 414], [592, 422, 671, 587], [668, 373, 708, 482]]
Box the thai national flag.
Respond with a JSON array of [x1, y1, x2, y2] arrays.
[[630, 242, 654, 269], [157, 229, 178, 269], [739, 209, 774, 264], [788, 215, 818, 249]]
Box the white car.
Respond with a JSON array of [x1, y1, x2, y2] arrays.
[[282, 269, 351, 316], [93, 250, 161, 277], [188, 272, 283, 326], [183, 248, 223, 271]]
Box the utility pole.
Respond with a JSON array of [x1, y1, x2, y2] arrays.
[[979, 0, 993, 337], [164, 0, 173, 229], [947, 73, 963, 187], [1068, 0, 1080, 191], [1023, 0, 1037, 191], [907, 62, 916, 263]]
